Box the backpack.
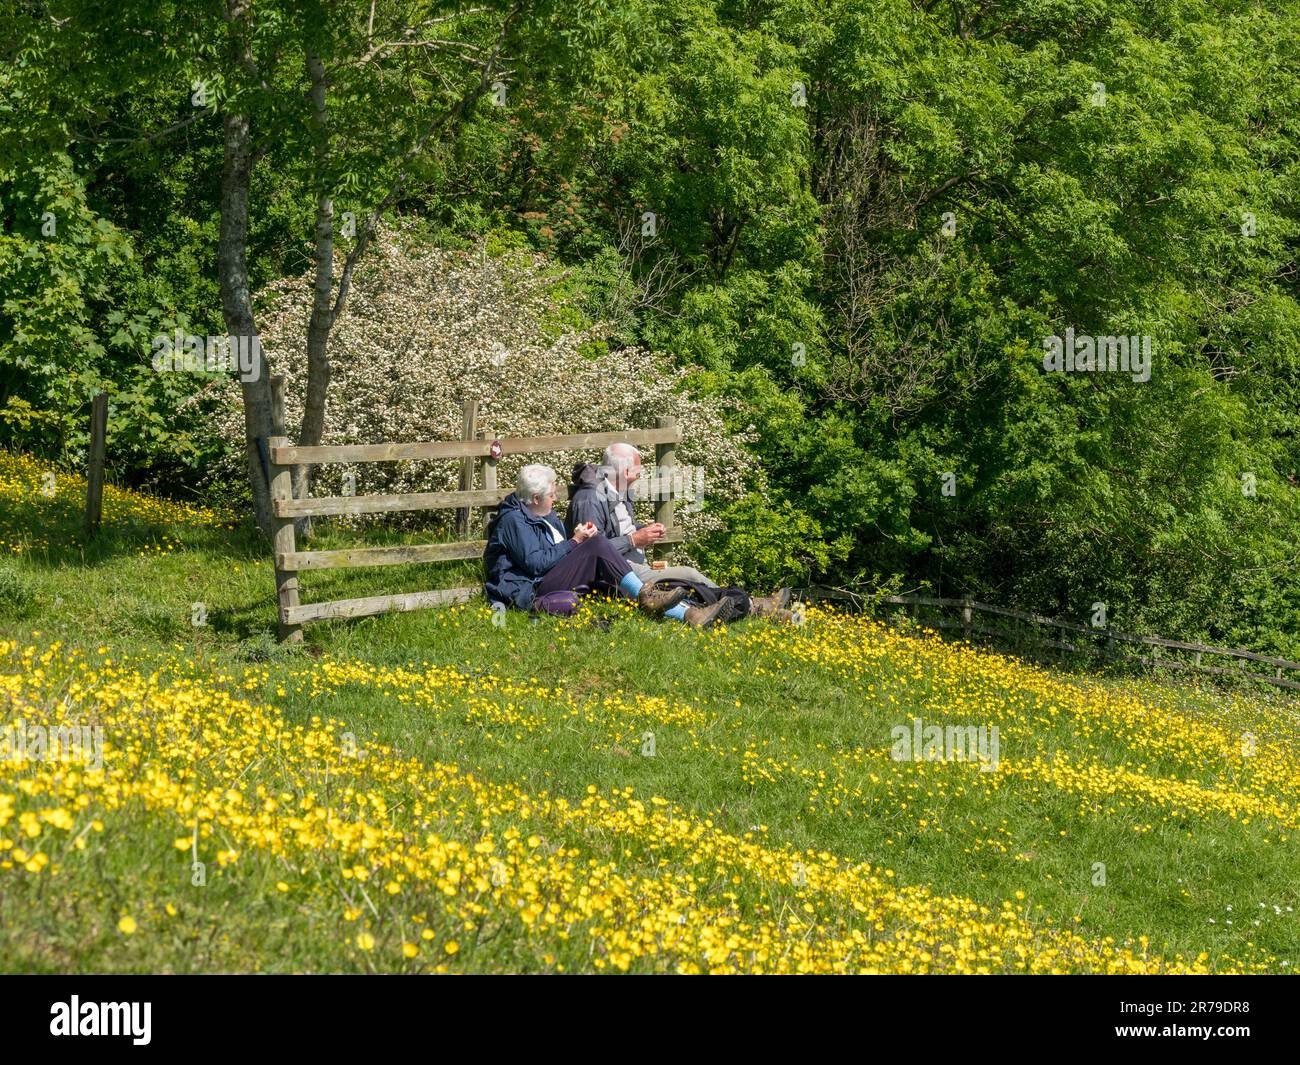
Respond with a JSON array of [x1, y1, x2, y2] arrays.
[[649, 577, 751, 620]]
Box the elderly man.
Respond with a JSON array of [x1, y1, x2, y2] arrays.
[[485, 462, 734, 627], [565, 443, 791, 620]]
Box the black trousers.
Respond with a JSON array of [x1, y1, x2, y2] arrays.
[[536, 535, 632, 598]]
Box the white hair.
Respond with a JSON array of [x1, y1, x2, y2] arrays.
[[600, 442, 640, 478], [516, 463, 557, 505]]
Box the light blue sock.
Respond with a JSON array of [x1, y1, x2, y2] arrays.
[[618, 571, 644, 598], [664, 602, 688, 621]]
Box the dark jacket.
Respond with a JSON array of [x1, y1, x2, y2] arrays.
[[565, 463, 646, 564], [483, 492, 573, 609]]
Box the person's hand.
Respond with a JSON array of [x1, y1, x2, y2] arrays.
[[572, 522, 596, 544], [631, 522, 666, 548]]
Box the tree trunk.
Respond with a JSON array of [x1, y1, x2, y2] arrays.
[[220, 108, 275, 537], [295, 47, 335, 534]]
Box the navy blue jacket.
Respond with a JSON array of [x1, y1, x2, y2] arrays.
[[483, 492, 573, 609]]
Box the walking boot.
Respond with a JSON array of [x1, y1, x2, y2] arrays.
[[637, 583, 688, 615], [681, 598, 736, 629], [749, 587, 792, 619]]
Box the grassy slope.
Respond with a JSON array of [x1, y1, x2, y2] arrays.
[[1, 452, 1297, 973]]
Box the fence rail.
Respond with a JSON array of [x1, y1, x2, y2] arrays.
[[804, 589, 1300, 692], [269, 427, 680, 467]]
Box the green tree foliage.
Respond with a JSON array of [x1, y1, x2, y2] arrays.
[[496, 0, 1300, 648], [0, 154, 230, 488]]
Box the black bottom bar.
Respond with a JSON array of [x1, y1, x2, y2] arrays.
[[2, 973, 1293, 1052]]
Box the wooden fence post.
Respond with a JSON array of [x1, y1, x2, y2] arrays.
[[961, 597, 972, 642], [85, 392, 108, 538], [269, 374, 309, 538], [268, 435, 302, 643], [654, 416, 677, 557], [478, 427, 497, 533], [456, 400, 479, 539], [270, 375, 286, 436]]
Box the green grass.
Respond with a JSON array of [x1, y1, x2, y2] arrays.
[[1, 467, 1298, 973]]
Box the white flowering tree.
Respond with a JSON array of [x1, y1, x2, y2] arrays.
[[207, 223, 755, 557]]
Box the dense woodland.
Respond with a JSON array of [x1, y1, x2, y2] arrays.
[[3, 0, 1299, 652]]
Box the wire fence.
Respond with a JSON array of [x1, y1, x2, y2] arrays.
[[799, 588, 1300, 693]]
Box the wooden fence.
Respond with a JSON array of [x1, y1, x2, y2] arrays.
[[805, 590, 1300, 693], [265, 401, 683, 641]]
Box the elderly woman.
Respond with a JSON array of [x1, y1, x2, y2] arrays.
[[484, 463, 734, 627]]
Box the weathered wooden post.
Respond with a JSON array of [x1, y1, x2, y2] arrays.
[[85, 392, 108, 538], [961, 597, 972, 642], [268, 435, 303, 643], [478, 427, 498, 534], [654, 416, 677, 559], [270, 375, 286, 436], [269, 374, 309, 538], [456, 399, 479, 539]]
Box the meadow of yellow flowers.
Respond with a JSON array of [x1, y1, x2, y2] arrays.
[[0, 454, 1297, 973], [0, 451, 231, 557]]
